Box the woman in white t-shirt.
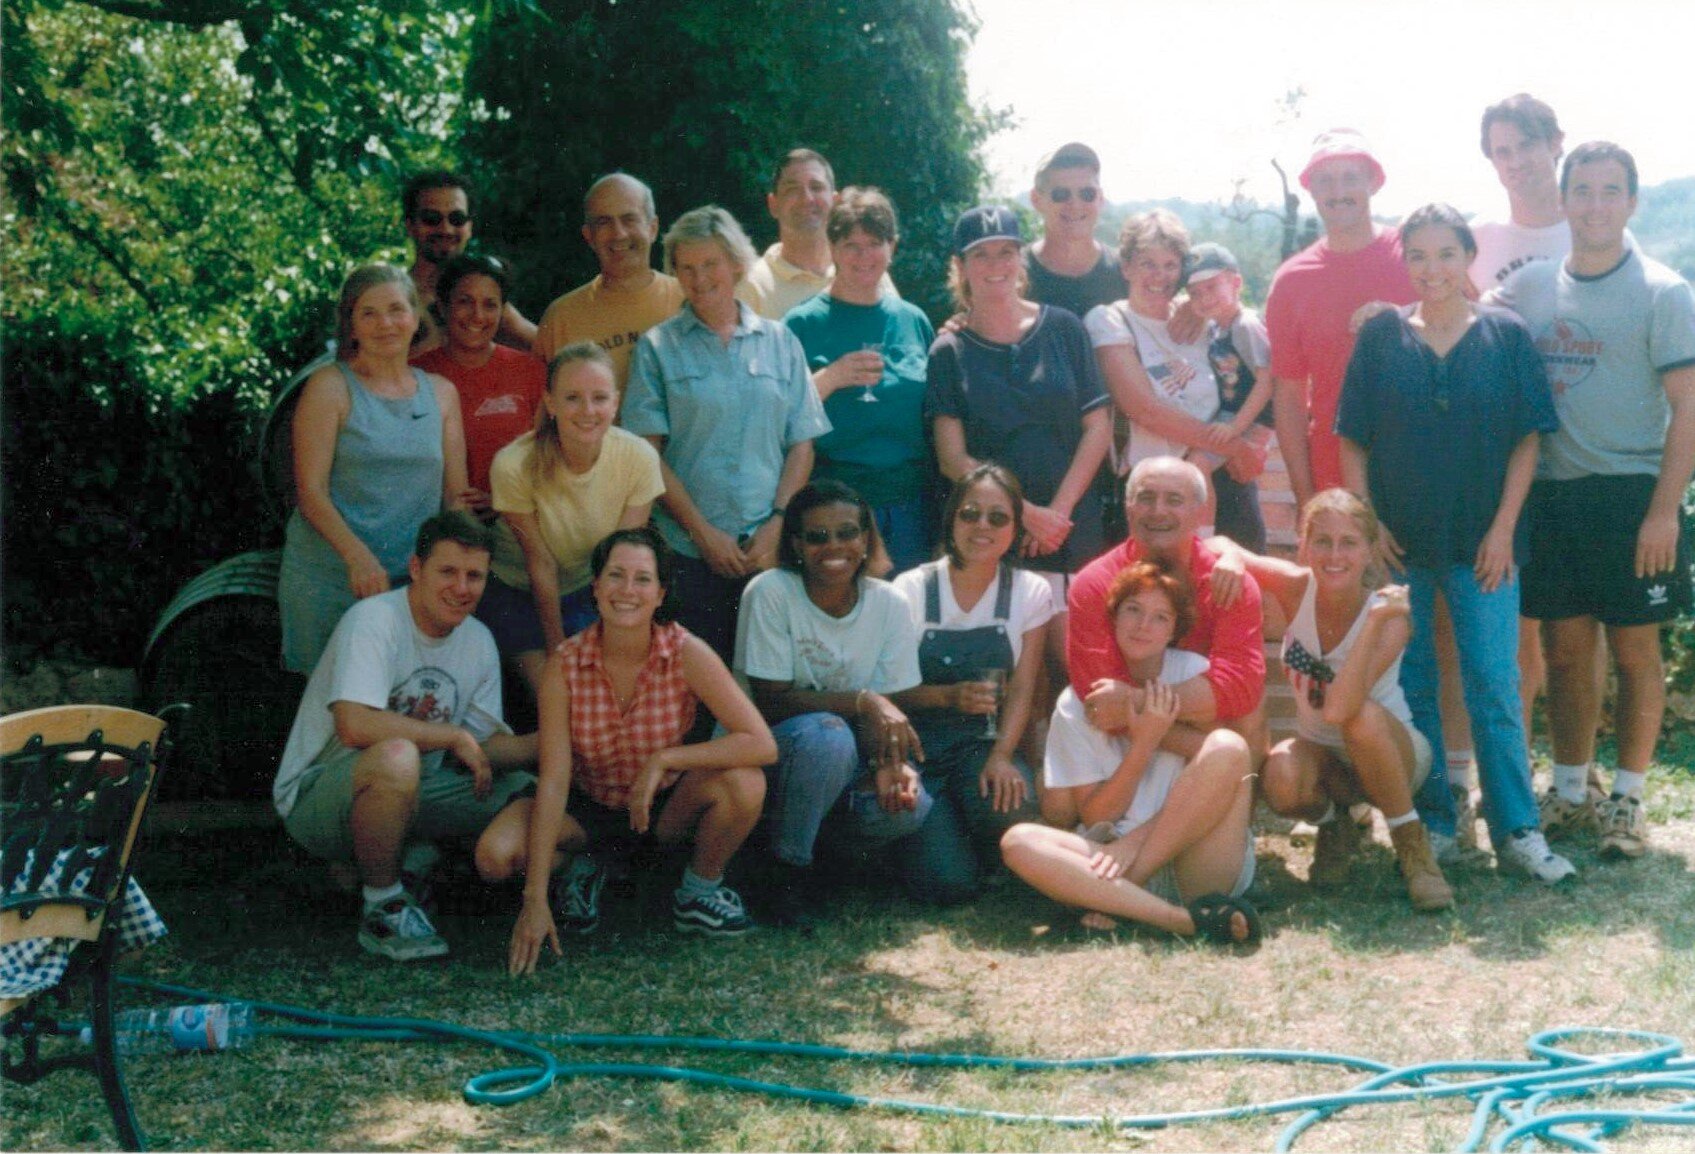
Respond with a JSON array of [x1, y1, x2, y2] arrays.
[[1000, 561, 1260, 945], [736, 480, 928, 927], [1086, 210, 1261, 534], [889, 465, 1052, 904], [481, 342, 665, 693]]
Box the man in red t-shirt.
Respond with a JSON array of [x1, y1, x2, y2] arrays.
[[1067, 457, 1268, 761], [1266, 130, 1415, 510]]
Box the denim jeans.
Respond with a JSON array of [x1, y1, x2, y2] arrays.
[[874, 498, 930, 577], [899, 735, 1036, 905], [764, 712, 930, 866], [1403, 565, 1539, 845]]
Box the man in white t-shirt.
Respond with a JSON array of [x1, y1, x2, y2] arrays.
[[274, 513, 554, 962], [1470, 94, 1572, 295]]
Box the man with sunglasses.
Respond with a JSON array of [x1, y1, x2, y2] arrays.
[[402, 170, 536, 354], [1024, 142, 1127, 321]]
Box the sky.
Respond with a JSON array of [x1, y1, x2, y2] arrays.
[[966, 0, 1695, 218]]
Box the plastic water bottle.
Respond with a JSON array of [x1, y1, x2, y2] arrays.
[[81, 1002, 256, 1054]]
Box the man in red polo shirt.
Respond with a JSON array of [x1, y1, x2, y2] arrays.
[[1067, 456, 1267, 756]]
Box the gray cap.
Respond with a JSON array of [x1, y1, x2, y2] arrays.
[[1185, 242, 1240, 285]]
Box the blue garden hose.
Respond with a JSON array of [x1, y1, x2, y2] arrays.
[[112, 976, 1695, 1151]]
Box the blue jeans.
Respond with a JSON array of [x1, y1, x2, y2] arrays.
[[900, 734, 1036, 905], [874, 498, 930, 576], [1403, 565, 1538, 844], [764, 713, 931, 866]]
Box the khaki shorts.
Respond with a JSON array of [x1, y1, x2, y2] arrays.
[[284, 740, 535, 862]]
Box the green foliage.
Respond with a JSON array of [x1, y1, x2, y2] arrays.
[[1634, 177, 1695, 283], [458, 0, 1004, 323], [1, 1, 484, 662]]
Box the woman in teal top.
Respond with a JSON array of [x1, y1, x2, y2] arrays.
[[279, 263, 469, 673], [783, 188, 935, 572]]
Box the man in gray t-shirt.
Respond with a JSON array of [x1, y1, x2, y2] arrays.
[[275, 512, 550, 962], [1496, 141, 1695, 861]]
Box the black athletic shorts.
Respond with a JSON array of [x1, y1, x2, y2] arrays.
[[1521, 473, 1692, 626]]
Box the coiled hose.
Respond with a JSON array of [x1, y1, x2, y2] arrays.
[[116, 977, 1695, 1151]]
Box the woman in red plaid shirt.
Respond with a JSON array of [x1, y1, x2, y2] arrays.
[[500, 527, 776, 975]]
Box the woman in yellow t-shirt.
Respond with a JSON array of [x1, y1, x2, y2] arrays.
[[480, 342, 665, 692]]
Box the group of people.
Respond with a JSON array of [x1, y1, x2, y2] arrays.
[[270, 92, 1695, 973]]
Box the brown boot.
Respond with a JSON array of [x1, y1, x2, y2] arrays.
[[1391, 821, 1454, 912], [1309, 814, 1360, 889]]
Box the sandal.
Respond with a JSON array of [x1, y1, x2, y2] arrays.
[[1186, 892, 1262, 947]]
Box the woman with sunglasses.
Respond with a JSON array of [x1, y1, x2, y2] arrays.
[[1337, 203, 1572, 885], [735, 480, 927, 927], [1222, 489, 1451, 910], [927, 205, 1113, 686], [1087, 209, 1265, 548], [887, 465, 1049, 904], [411, 254, 545, 522], [280, 263, 468, 673]]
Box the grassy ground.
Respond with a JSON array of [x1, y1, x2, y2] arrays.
[[5, 735, 1693, 1152]]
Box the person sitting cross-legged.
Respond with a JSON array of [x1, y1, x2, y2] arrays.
[[1000, 561, 1260, 946], [273, 511, 544, 962]]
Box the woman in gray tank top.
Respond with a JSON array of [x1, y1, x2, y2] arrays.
[[279, 263, 469, 673]]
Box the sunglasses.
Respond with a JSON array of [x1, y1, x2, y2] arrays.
[[956, 505, 1013, 528], [415, 209, 471, 228], [1045, 186, 1100, 204], [796, 524, 865, 546]]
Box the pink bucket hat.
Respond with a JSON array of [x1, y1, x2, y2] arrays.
[[1299, 128, 1386, 191]]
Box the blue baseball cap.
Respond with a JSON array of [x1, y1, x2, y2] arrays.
[[953, 205, 1023, 257]]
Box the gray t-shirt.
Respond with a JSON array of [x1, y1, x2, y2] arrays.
[[274, 588, 506, 817], [1496, 250, 1695, 480]]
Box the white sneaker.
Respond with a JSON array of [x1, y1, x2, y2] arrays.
[[358, 892, 449, 960], [1499, 829, 1576, 885]]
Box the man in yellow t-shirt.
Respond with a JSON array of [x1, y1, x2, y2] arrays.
[[532, 173, 683, 385]]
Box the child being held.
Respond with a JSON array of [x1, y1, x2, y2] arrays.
[[1184, 243, 1273, 550]]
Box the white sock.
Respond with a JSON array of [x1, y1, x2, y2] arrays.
[[1313, 801, 1338, 825], [1552, 763, 1590, 803], [363, 881, 404, 910], [1384, 810, 1418, 830], [1446, 751, 1477, 791], [1610, 769, 1646, 800]]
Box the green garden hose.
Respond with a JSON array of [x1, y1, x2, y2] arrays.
[[114, 977, 1695, 1151]]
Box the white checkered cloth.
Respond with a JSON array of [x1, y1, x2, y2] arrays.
[[1, 848, 168, 1000]]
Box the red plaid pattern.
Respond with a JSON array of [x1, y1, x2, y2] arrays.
[[562, 621, 698, 809]]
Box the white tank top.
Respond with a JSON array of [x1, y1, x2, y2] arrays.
[[1281, 578, 1412, 749]]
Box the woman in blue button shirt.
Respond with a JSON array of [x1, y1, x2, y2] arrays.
[[1337, 203, 1572, 885], [624, 206, 831, 662]]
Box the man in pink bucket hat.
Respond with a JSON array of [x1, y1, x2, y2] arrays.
[[1266, 128, 1412, 510]]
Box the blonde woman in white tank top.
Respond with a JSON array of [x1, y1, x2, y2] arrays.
[[1228, 489, 1453, 912]]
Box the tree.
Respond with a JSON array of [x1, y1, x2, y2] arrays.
[[458, 0, 1003, 322]]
